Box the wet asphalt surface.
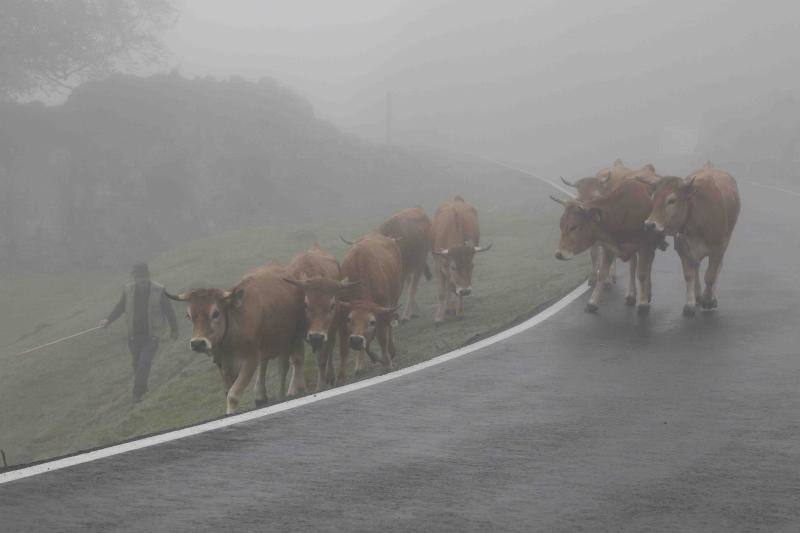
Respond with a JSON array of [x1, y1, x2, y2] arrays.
[[1, 183, 799, 532]]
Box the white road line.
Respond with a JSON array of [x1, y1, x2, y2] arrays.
[[481, 156, 577, 198], [0, 283, 589, 485]]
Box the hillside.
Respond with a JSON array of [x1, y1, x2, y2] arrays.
[[0, 199, 588, 467], [0, 72, 531, 272]]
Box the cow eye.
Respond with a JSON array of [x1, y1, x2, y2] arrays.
[[211, 310, 221, 320], [667, 197, 677, 205]]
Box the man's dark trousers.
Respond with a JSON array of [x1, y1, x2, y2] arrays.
[[128, 335, 159, 401]]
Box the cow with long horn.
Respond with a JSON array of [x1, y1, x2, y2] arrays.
[[338, 232, 403, 382], [552, 178, 662, 315], [283, 244, 358, 391], [431, 195, 492, 323], [166, 264, 305, 414]]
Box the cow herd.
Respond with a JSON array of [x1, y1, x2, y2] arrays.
[[166, 161, 740, 415], [552, 160, 741, 318], [166, 196, 491, 414]]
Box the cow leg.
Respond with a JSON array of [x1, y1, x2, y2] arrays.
[[435, 265, 448, 323], [604, 255, 617, 289], [636, 246, 655, 316], [278, 351, 290, 401], [388, 326, 397, 361], [226, 356, 258, 415], [287, 339, 306, 397], [354, 346, 367, 375], [254, 355, 268, 407], [701, 253, 723, 310], [586, 249, 614, 313], [589, 244, 600, 287], [676, 236, 700, 317], [317, 335, 336, 391], [625, 253, 638, 306], [376, 324, 393, 370], [402, 269, 423, 322], [337, 321, 349, 384]]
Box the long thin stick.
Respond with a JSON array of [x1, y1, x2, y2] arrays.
[[14, 326, 103, 357]]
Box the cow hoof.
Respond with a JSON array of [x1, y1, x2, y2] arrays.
[[637, 304, 650, 316], [584, 303, 599, 314], [682, 305, 696, 317], [625, 295, 636, 307], [701, 297, 718, 310], [588, 277, 597, 288], [254, 398, 269, 408]]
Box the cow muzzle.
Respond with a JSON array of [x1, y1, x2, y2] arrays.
[[644, 220, 663, 233], [348, 335, 366, 351], [306, 332, 327, 351], [555, 250, 572, 261], [189, 337, 211, 353]]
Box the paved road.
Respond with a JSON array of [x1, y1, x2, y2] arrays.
[[2, 183, 799, 532]]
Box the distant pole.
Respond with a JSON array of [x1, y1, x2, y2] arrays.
[[386, 91, 393, 146]]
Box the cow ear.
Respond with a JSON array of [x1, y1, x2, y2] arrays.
[[224, 287, 245, 308], [586, 207, 603, 222]]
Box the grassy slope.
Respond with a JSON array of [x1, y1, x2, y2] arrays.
[[0, 203, 588, 466]]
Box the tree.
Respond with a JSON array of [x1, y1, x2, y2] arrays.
[[0, 0, 177, 100]]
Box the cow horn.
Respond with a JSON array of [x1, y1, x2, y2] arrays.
[[549, 195, 567, 206], [338, 278, 361, 290], [339, 235, 355, 246], [560, 176, 576, 188], [474, 243, 492, 253], [282, 277, 306, 288], [165, 290, 189, 301]]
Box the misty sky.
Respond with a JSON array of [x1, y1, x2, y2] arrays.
[[168, 0, 800, 175]]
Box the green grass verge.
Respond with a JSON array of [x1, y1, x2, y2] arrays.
[[0, 204, 588, 466]]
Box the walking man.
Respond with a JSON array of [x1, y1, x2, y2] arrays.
[[99, 262, 178, 402]]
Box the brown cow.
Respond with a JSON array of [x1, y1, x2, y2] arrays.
[[643, 162, 741, 317], [338, 232, 403, 382], [283, 245, 358, 391], [167, 264, 305, 414], [378, 207, 433, 322], [552, 178, 662, 315], [431, 196, 492, 323], [563, 162, 662, 299]]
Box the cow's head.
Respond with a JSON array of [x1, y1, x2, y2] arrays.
[[283, 276, 359, 351], [166, 287, 244, 353], [433, 241, 492, 296], [339, 300, 400, 351], [561, 176, 606, 201], [644, 176, 694, 236], [551, 196, 602, 260]]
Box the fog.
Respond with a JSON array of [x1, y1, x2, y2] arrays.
[[171, 0, 800, 176], [2, 0, 800, 273]]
